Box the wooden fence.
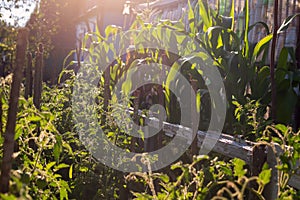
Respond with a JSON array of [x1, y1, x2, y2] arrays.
[[127, 106, 300, 199], [135, 0, 300, 60]]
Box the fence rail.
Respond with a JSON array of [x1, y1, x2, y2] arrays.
[[129, 108, 300, 192]]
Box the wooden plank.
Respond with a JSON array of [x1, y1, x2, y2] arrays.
[[125, 107, 300, 189], [289, 174, 300, 190], [145, 114, 300, 190], [146, 117, 253, 164]]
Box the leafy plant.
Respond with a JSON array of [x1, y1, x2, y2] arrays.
[[127, 155, 271, 199]]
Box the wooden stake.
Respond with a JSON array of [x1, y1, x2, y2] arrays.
[[25, 52, 33, 99], [190, 78, 198, 155], [270, 0, 279, 121], [0, 28, 28, 193], [33, 44, 43, 110], [131, 90, 140, 151], [103, 66, 111, 125], [263, 145, 279, 199], [0, 87, 2, 136]]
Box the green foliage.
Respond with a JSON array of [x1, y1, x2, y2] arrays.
[[232, 98, 271, 140], [128, 155, 271, 199], [0, 20, 17, 75], [0, 77, 72, 199], [260, 125, 300, 199], [1, 0, 300, 199], [25, 0, 60, 58]]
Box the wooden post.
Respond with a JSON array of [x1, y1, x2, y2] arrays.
[[25, 52, 32, 99], [156, 85, 164, 149], [190, 78, 198, 155], [263, 145, 279, 199], [103, 67, 110, 115], [0, 28, 28, 193], [249, 144, 267, 199], [33, 44, 43, 110], [119, 174, 129, 200], [0, 87, 2, 135], [144, 118, 150, 152], [131, 90, 140, 152], [156, 54, 167, 150], [0, 60, 4, 77], [251, 144, 267, 176], [251, 143, 279, 199]]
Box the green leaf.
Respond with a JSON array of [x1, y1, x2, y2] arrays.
[[276, 88, 298, 124], [159, 174, 169, 183], [20, 173, 30, 184], [286, 47, 297, 65], [277, 47, 288, 70], [187, 0, 195, 34], [37, 178, 47, 189], [55, 163, 69, 170], [59, 180, 70, 200], [53, 135, 62, 163], [132, 192, 153, 199], [252, 34, 273, 63], [69, 164, 73, 179], [196, 91, 201, 113], [258, 168, 271, 185], [220, 165, 232, 176], [60, 187, 68, 200], [49, 181, 58, 188], [275, 69, 287, 85], [107, 132, 114, 137], [278, 13, 300, 33], [233, 158, 246, 178], [79, 166, 89, 172], [0, 194, 17, 200], [258, 66, 270, 82], [206, 26, 240, 50], [198, 0, 212, 31], [243, 0, 249, 57], [14, 124, 23, 140], [105, 25, 121, 38], [249, 21, 270, 35], [165, 61, 181, 116], [46, 161, 56, 170], [27, 115, 41, 122], [229, 0, 235, 30]]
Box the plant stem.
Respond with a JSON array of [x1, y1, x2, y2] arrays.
[[270, 0, 279, 121]]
